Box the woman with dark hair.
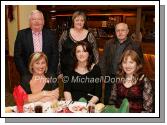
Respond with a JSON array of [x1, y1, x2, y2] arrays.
[[109, 50, 153, 112], [58, 10, 99, 76], [64, 41, 102, 104]]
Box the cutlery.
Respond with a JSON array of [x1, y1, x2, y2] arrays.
[[87, 93, 94, 97], [67, 100, 73, 106]]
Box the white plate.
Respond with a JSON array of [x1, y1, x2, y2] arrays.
[[11, 103, 35, 113], [33, 101, 53, 113], [11, 102, 52, 113], [42, 101, 50, 112], [68, 102, 88, 113], [53, 106, 63, 113], [24, 103, 35, 113]]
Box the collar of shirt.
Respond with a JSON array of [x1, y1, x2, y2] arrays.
[[115, 37, 130, 46], [32, 31, 42, 36]]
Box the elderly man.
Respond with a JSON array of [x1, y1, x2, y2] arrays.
[[14, 10, 59, 83], [101, 22, 144, 104]]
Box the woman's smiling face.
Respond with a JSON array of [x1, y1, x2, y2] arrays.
[[73, 15, 85, 30], [32, 57, 47, 75], [76, 45, 89, 63], [122, 56, 137, 76]]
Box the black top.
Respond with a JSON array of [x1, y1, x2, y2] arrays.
[[64, 64, 102, 101], [60, 30, 90, 75], [20, 74, 58, 94], [59, 29, 99, 75]]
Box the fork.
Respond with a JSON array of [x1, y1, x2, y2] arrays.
[[67, 100, 73, 106]]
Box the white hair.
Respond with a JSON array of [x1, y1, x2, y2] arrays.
[[29, 10, 44, 20]]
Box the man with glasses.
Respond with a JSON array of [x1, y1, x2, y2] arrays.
[[100, 22, 144, 104]]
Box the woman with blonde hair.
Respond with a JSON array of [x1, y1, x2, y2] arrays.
[[21, 52, 59, 103]]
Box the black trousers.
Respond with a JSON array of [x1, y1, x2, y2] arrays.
[[104, 74, 116, 105]]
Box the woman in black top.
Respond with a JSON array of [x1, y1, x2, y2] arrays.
[[21, 52, 59, 103], [58, 10, 99, 76], [64, 41, 102, 104]]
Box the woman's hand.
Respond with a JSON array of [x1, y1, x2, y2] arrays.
[[89, 96, 99, 104], [52, 88, 59, 99], [39, 89, 59, 102], [42, 91, 55, 97], [87, 101, 95, 107], [64, 91, 72, 101], [42, 90, 48, 97], [42, 88, 59, 98], [57, 74, 63, 80]]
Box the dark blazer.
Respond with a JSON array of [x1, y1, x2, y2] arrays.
[[101, 37, 144, 105], [101, 37, 144, 77], [14, 28, 59, 80]]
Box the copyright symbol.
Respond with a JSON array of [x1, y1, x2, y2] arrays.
[[63, 76, 69, 83]]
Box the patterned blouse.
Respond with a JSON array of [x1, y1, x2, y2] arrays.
[[109, 74, 153, 113], [58, 29, 99, 74]]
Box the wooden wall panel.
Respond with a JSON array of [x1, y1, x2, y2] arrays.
[[6, 56, 20, 93]]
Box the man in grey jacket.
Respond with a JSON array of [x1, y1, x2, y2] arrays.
[[101, 22, 144, 104]]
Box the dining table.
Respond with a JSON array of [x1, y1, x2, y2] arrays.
[[5, 100, 94, 113], [5, 98, 129, 113]]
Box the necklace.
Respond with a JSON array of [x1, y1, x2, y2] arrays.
[[123, 77, 137, 88]]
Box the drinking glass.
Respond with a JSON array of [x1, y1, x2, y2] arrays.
[[34, 102, 43, 113], [34, 105, 43, 113], [88, 103, 95, 113]]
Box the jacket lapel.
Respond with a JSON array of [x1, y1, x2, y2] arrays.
[[27, 28, 34, 53], [42, 29, 47, 52], [111, 39, 117, 55]]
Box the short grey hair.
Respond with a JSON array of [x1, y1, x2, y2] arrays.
[[29, 10, 44, 20], [115, 22, 129, 30]]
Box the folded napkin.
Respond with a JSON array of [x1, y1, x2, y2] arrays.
[[118, 98, 129, 113], [102, 98, 129, 113], [101, 105, 118, 113], [78, 97, 87, 103], [13, 85, 28, 112]]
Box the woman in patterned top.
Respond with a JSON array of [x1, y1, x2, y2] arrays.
[[58, 10, 99, 76], [109, 50, 153, 112]]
